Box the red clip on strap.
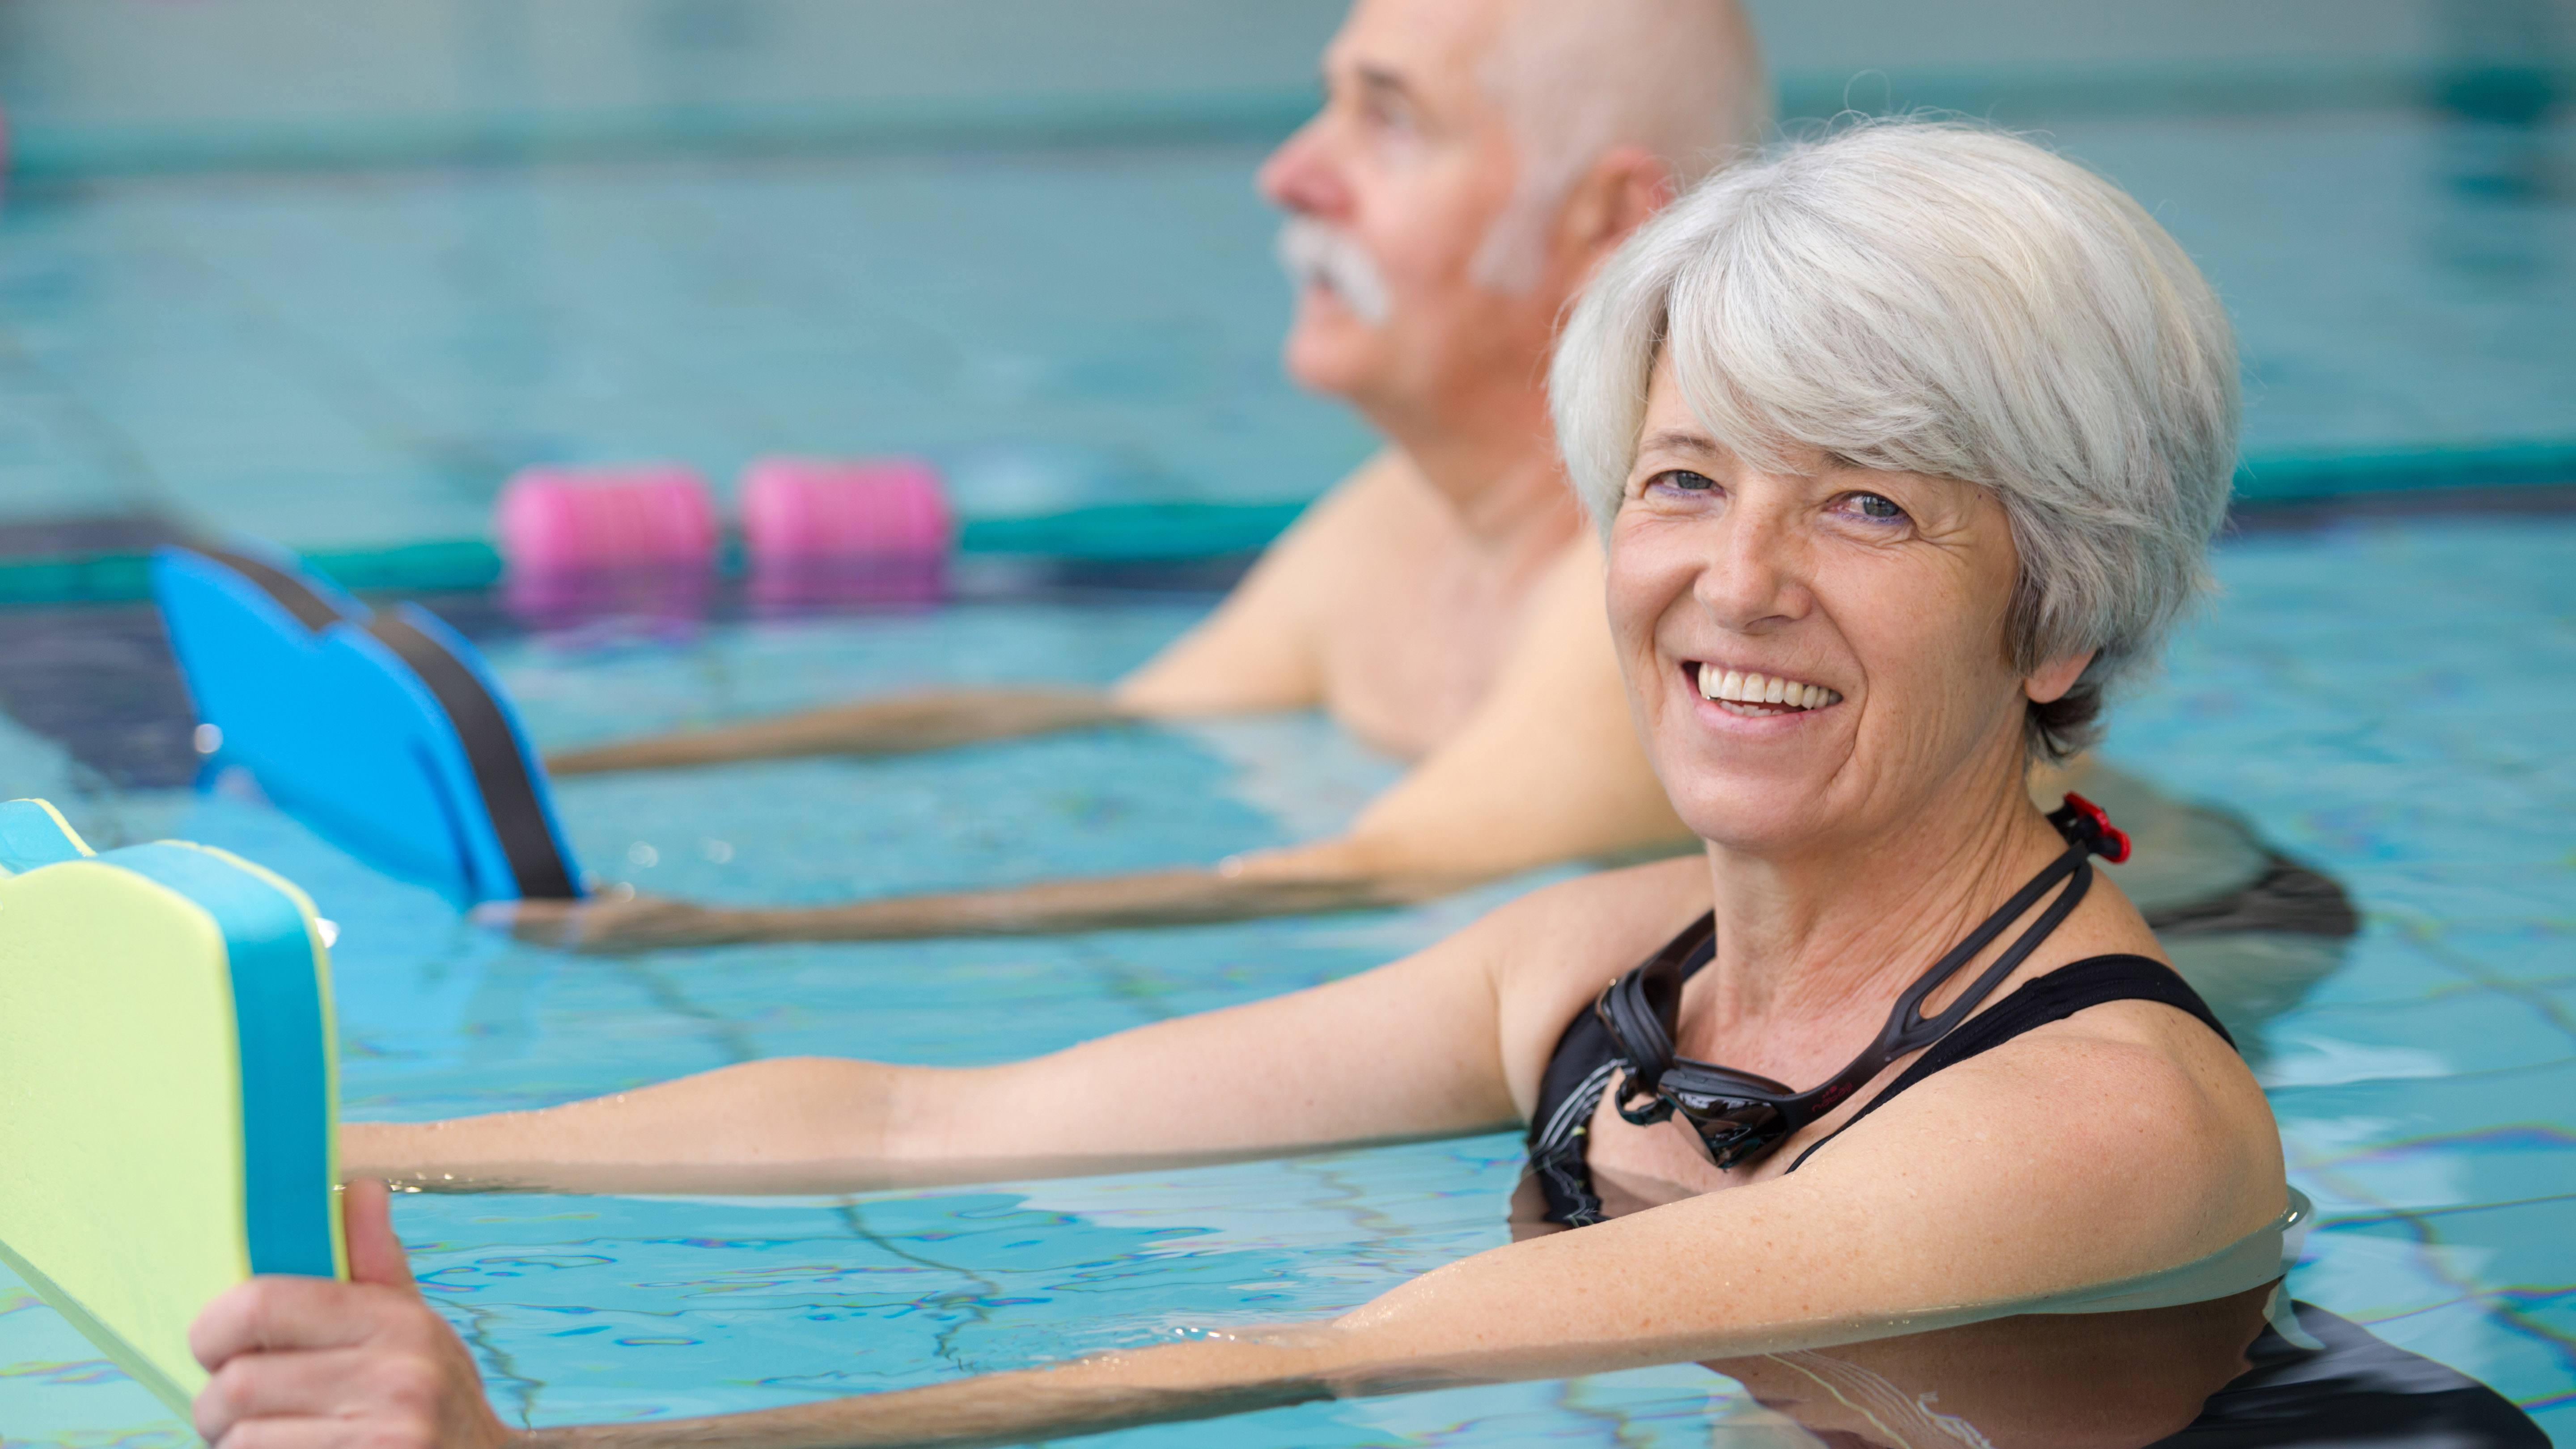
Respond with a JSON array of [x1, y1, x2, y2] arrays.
[[2060, 792, 2132, 864]]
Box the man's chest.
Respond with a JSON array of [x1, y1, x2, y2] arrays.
[[1310, 563, 1527, 758]]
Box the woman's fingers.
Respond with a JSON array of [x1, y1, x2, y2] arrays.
[[198, 1346, 402, 1437], [199, 1418, 380, 1449], [190, 1182, 416, 1373], [190, 1276, 411, 1368], [189, 1275, 513, 1447], [341, 1178, 417, 1292], [191, 1286, 475, 1436]]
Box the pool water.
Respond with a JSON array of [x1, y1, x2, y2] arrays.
[[0, 51, 2571, 1446], [0, 508, 2570, 1446], [0, 104, 2568, 555]]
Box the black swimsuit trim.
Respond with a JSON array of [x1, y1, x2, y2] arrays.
[[1779, 953, 2231, 1172]]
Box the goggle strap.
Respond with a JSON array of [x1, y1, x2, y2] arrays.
[[1587, 803, 2126, 1169], [1624, 915, 1718, 1078], [1886, 840, 2088, 1040], [1893, 856, 2093, 1051]]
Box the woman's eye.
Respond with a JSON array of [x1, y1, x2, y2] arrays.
[[1648, 469, 1719, 494], [1840, 492, 1908, 523]]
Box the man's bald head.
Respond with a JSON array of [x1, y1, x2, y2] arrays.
[[1259, 0, 1765, 469], [1476, 0, 1769, 288]]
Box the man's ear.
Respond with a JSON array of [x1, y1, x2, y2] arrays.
[[1559, 144, 1675, 270], [2025, 650, 2097, 705]]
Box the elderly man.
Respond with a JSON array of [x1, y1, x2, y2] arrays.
[[512, 0, 1770, 948], [514, 0, 2343, 965]]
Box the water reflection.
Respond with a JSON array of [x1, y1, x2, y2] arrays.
[[1705, 1289, 2540, 1448]]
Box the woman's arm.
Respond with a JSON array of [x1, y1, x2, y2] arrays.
[[351, 877, 1574, 1193], [207, 1007, 2284, 1448]]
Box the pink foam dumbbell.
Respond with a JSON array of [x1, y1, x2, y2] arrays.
[[739, 457, 952, 610], [739, 456, 952, 562], [493, 465, 720, 628], [494, 465, 719, 574]]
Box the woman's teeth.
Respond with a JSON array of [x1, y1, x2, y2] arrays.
[[1695, 663, 1842, 716]]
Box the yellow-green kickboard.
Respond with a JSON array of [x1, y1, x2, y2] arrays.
[[0, 799, 344, 1413]]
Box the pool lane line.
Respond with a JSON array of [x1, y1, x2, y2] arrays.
[[0, 500, 1312, 606], [4, 460, 2573, 608]]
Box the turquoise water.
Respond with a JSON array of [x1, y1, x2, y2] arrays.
[[0, 510, 2572, 1445], [1, 106, 2570, 553], [0, 64, 2570, 1447]]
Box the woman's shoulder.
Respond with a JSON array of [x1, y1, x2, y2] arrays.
[[1478, 853, 1708, 965], [1473, 855, 1709, 1114], [1801, 919, 2284, 1256], [2025, 847, 2171, 968], [1971, 861, 2264, 1147]]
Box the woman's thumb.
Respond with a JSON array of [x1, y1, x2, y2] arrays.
[[342, 1178, 419, 1293]]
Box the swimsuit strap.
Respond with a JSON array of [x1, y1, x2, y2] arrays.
[[1527, 913, 1712, 1228], [1781, 954, 2232, 1174], [1528, 947, 2235, 1227]]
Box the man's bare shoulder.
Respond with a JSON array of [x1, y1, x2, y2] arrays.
[[1264, 448, 1449, 565], [1498, 526, 1611, 655], [1113, 453, 1425, 714]]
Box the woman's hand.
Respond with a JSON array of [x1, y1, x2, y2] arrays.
[[191, 1180, 515, 1449]]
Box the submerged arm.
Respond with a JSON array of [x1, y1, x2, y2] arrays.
[[216, 1013, 2284, 1448], [544, 688, 1125, 775], [508, 534, 1687, 950], [504, 864, 1429, 950]]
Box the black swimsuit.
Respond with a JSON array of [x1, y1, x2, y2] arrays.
[[1516, 907, 2547, 1446], [1525, 911, 2234, 1227]]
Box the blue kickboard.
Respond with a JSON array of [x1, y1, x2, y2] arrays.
[[152, 544, 584, 905]]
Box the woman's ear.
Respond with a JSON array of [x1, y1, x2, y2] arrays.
[[2025, 650, 2097, 705]]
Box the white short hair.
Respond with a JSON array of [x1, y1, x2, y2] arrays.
[[1474, 0, 1769, 290], [1550, 119, 2240, 759]]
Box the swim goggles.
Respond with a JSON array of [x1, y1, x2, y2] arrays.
[[1595, 794, 2133, 1170]]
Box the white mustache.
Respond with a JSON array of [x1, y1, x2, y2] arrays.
[[1275, 216, 1392, 325]]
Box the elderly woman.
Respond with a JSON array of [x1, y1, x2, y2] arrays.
[[190, 120, 2308, 1448]]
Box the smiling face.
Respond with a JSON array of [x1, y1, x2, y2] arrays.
[[1606, 355, 2088, 855], [1256, 0, 1565, 423]]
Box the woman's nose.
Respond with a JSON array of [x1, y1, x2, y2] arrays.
[[1693, 508, 1809, 633], [1258, 119, 1352, 220]]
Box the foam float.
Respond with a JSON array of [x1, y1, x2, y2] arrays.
[[740, 455, 952, 561], [0, 798, 345, 1414], [494, 464, 719, 574], [493, 465, 720, 625], [152, 544, 584, 906], [739, 454, 951, 609]]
